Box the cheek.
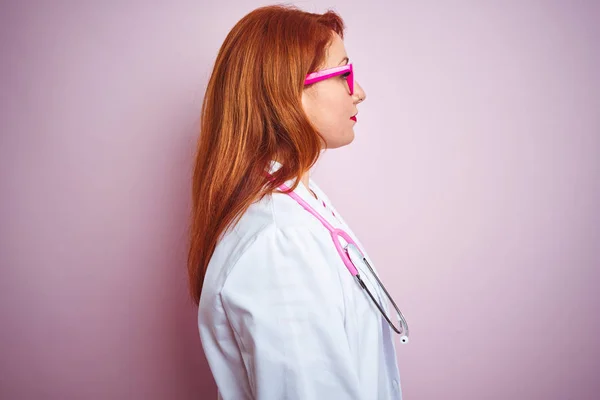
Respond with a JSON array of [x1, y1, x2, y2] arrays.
[[314, 95, 350, 125], [302, 90, 352, 138]]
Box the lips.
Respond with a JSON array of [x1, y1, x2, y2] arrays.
[[350, 115, 357, 122]]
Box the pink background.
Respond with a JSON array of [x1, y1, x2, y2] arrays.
[[1, 1, 598, 399]]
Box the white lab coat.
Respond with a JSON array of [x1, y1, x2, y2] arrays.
[[198, 162, 403, 400]]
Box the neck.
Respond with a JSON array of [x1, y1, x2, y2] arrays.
[[301, 171, 309, 187], [301, 171, 317, 199], [271, 158, 315, 199]]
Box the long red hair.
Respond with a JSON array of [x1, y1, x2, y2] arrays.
[[187, 5, 345, 304]]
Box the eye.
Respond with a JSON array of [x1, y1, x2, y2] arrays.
[[341, 71, 351, 78]]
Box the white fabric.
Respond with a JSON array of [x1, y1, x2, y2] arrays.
[[198, 162, 403, 400]]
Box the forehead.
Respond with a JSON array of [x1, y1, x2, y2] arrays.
[[324, 32, 347, 67]]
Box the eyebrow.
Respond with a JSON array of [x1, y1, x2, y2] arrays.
[[338, 57, 349, 66]]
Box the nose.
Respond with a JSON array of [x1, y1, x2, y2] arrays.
[[353, 80, 366, 103]]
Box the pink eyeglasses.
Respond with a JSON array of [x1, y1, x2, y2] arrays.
[[304, 63, 354, 95]]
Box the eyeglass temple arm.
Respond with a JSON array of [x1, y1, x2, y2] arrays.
[[304, 65, 350, 85]]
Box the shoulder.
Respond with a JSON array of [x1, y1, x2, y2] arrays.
[[231, 190, 324, 238], [199, 185, 348, 329], [201, 190, 337, 294], [218, 220, 345, 317], [227, 195, 338, 280]]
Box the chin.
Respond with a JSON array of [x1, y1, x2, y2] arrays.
[[341, 131, 356, 147], [323, 129, 355, 149]]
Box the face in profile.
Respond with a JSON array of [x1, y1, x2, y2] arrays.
[[301, 32, 367, 149]]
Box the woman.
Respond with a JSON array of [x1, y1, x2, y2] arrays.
[[188, 5, 406, 399]]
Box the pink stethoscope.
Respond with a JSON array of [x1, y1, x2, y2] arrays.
[[277, 181, 410, 344]]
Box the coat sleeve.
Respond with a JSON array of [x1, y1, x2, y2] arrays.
[[220, 224, 362, 400]]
